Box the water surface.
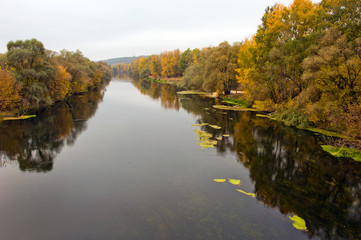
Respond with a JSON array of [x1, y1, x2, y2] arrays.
[[0, 78, 360, 240]]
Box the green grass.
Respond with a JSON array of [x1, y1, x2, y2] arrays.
[[321, 145, 361, 162], [222, 98, 249, 108], [213, 105, 258, 112], [301, 127, 350, 139]]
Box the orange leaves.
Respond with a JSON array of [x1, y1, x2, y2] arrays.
[[47, 65, 71, 102], [160, 49, 181, 78], [0, 67, 21, 111]]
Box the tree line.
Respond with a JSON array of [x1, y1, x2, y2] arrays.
[[0, 39, 112, 115], [113, 0, 361, 139]]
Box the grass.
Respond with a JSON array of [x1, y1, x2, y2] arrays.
[[256, 114, 353, 139], [256, 114, 277, 120], [213, 105, 258, 112], [321, 145, 361, 162], [222, 98, 249, 108], [3, 115, 36, 121], [303, 127, 351, 139]]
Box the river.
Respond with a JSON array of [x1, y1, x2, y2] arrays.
[[0, 78, 360, 240]]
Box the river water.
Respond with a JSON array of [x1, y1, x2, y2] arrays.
[[0, 78, 360, 240]]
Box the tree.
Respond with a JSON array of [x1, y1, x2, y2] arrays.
[[203, 42, 239, 94], [160, 50, 181, 78], [179, 48, 193, 75], [0, 67, 21, 111], [47, 65, 72, 102], [303, 29, 361, 105]]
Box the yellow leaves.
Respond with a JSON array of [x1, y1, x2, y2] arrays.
[[160, 49, 181, 77], [229, 179, 241, 185], [0, 67, 21, 111], [213, 178, 241, 185], [213, 179, 227, 183], [236, 189, 256, 198], [289, 215, 307, 231], [48, 65, 72, 101], [194, 129, 218, 149], [212, 178, 255, 198]]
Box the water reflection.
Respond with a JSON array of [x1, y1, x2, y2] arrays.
[[132, 78, 181, 110], [0, 86, 107, 172], [134, 80, 361, 239], [1, 79, 360, 239]]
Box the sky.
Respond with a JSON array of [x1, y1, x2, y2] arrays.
[[1, 0, 320, 61]]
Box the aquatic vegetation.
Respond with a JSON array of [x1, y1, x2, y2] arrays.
[[321, 145, 361, 162], [256, 114, 276, 120], [208, 124, 221, 129], [194, 129, 218, 149], [222, 98, 249, 108], [213, 179, 227, 183], [3, 115, 36, 121], [192, 123, 221, 129], [303, 127, 350, 139], [192, 123, 208, 127], [213, 105, 257, 112], [229, 179, 241, 185], [236, 189, 255, 198], [289, 215, 307, 231]]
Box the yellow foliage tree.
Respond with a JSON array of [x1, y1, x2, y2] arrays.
[[160, 50, 181, 78], [0, 67, 21, 111], [47, 65, 71, 102]]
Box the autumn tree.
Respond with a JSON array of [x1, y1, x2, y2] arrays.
[[303, 29, 361, 105], [203, 41, 240, 94], [160, 50, 181, 78], [0, 67, 21, 111], [46, 65, 72, 102]]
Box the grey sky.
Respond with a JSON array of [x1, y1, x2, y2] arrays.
[[1, 0, 319, 61]]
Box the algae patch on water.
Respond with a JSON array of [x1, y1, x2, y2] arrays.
[[194, 129, 218, 149], [236, 189, 256, 198], [229, 179, 241, 186], [321, 145, 361, 162], [289, 215, 307, 231], [213, 179, 227, 183], [192, 122, 221, 129], [192, 123, 208, 127]]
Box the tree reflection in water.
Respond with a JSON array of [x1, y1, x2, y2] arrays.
[[1, 79, 360, 239], [0, 86, 107, 172], [134, 80, 361, 239]]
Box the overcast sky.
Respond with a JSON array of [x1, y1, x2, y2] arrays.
[[1, 0, 320, 61]]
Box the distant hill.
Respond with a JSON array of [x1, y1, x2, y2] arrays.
[[99, 56, 149, 66]]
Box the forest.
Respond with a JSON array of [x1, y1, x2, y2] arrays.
[[0, 39, 112, 118], [113, 0, 361, 139]]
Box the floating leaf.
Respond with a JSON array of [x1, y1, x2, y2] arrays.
[[208, 124, 221, 129], [236, 189, 255, 198], [289, 215, 307, 231], [213, 179, 226, 183], [192, 123, 208, 127], [229, 179, 241, 185]]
